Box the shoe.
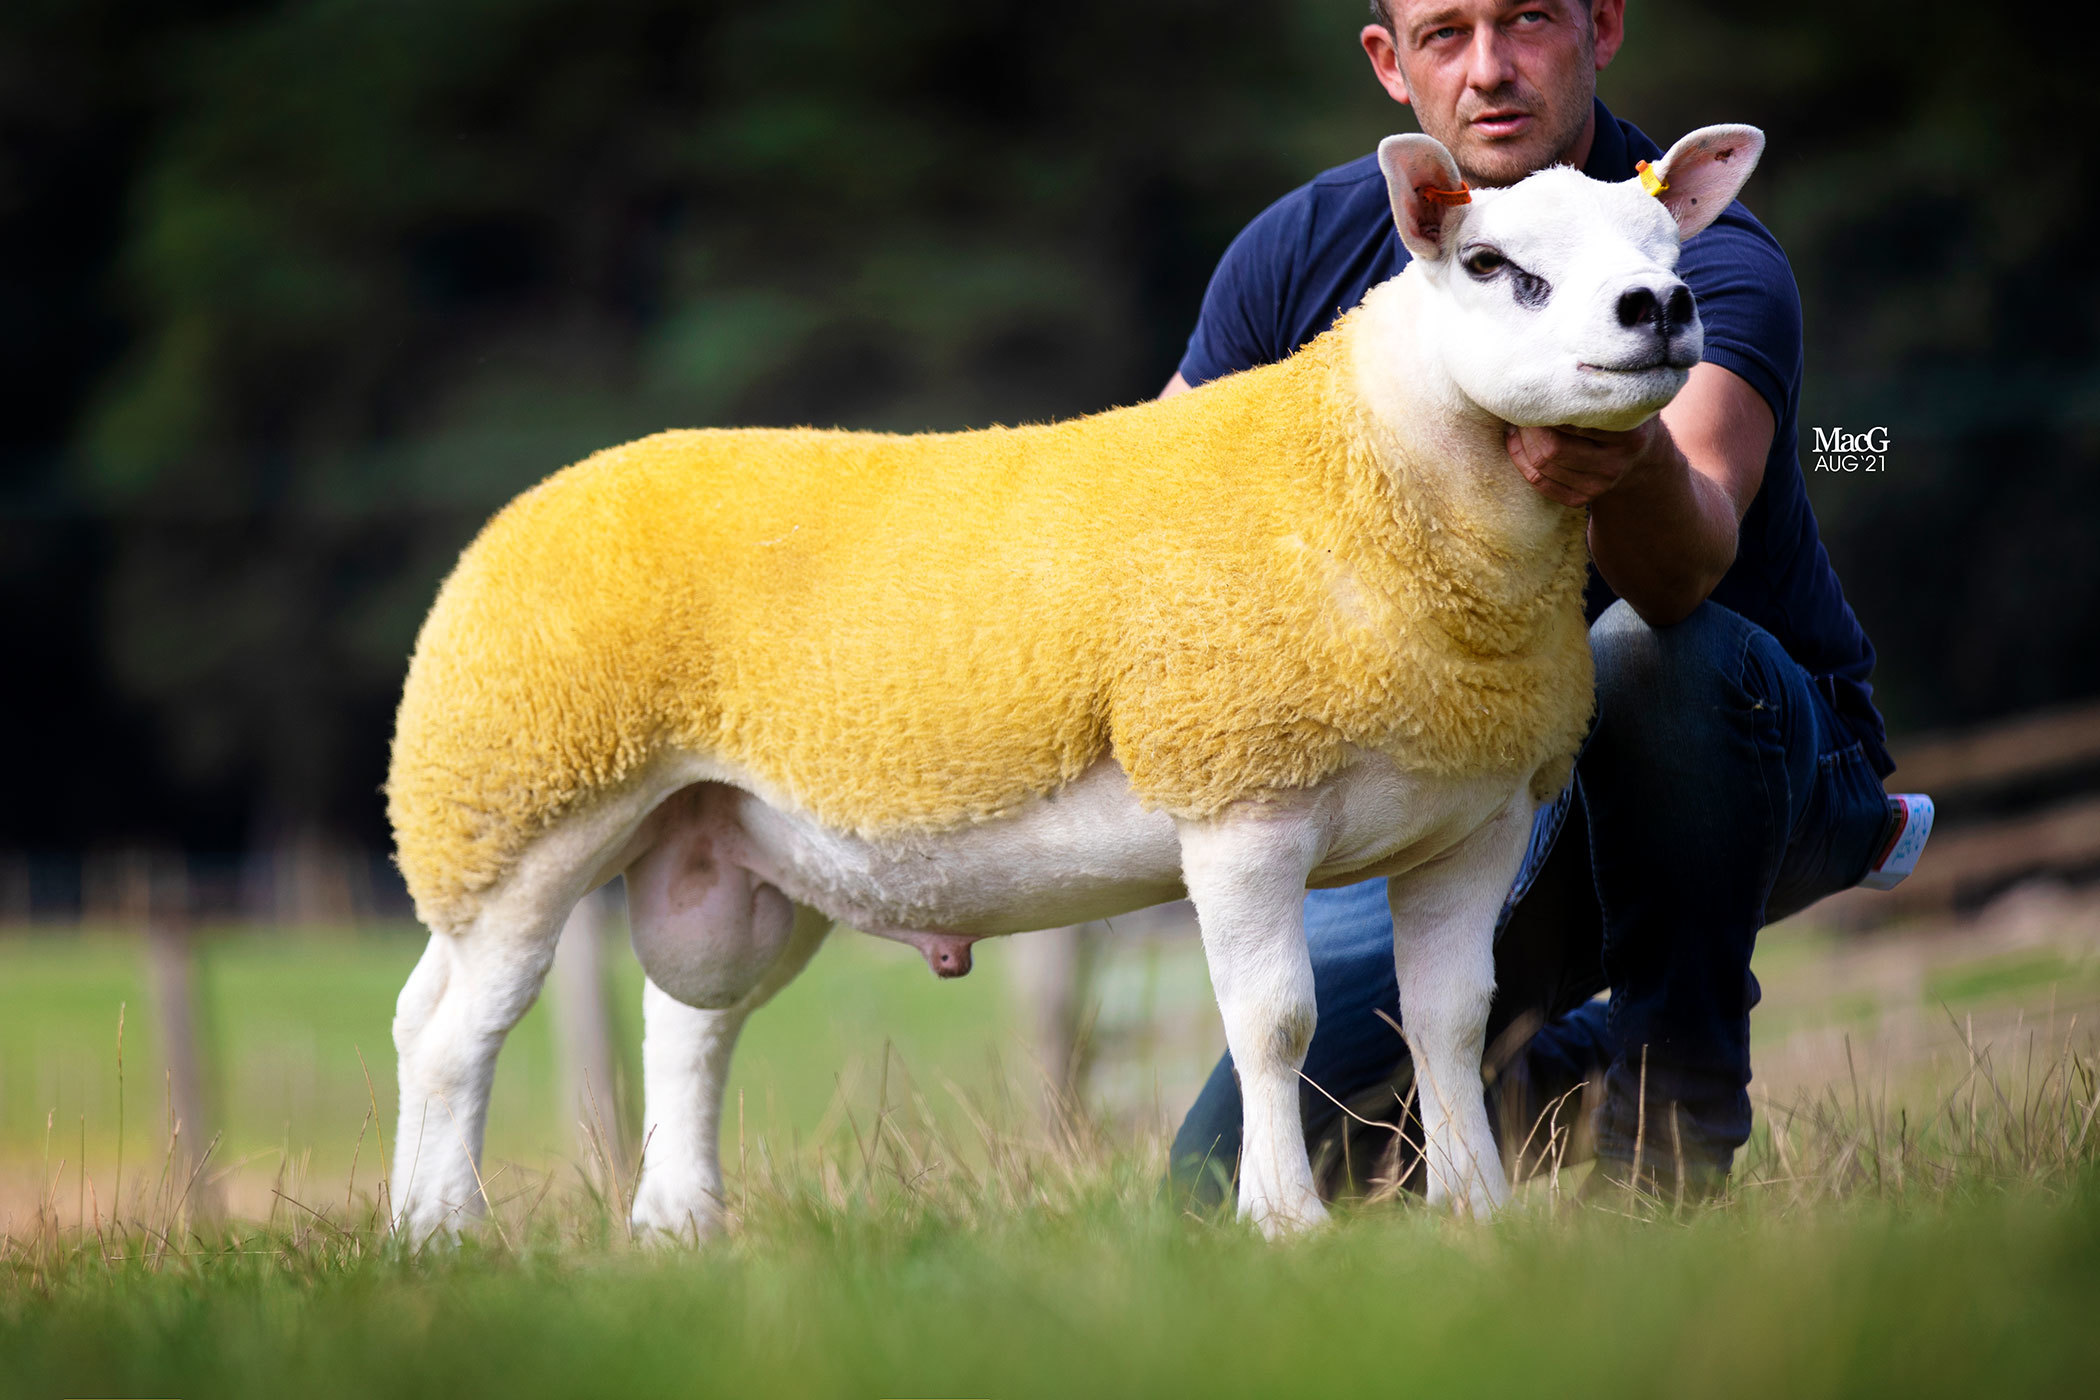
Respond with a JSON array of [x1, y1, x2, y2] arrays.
[[1858, 793, 1933, 891]]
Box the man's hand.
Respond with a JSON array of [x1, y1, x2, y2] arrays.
[[1504, 418, 1671, 510], [1509, 362, 1774, 626]]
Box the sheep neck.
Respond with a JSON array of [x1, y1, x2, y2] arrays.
[[1339, 276, 1589, 657]]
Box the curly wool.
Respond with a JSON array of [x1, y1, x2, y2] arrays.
[[386, 308, 1595, 932]]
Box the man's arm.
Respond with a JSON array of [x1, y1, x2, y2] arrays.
[[1159, 371, 1193, 399], [1504, 361, 1773, 626]]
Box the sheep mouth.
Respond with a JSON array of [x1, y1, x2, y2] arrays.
[[1578, 354, 1697, 374]]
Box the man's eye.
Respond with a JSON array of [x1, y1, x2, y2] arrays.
[[1514, 9, 1550, 22], [1429, 25, 1461, 41], [1464, 249, 1507, 277]]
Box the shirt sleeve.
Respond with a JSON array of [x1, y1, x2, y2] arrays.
[[1678, 209, 1803, 425], [1176, 193, 1310, 388]]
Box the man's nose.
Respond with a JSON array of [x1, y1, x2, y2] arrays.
[[1463, 27, 1519, 90], [1616, 281, 1695, 335]]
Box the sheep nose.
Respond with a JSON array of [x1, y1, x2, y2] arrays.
[[1617, 283, 1694, 334], [1663, 283, 1694, 329], [1615, 286, 1658, 330]]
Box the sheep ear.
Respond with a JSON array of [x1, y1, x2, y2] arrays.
[[1378, 133, 1470, 262], [1636, 124, 1766, 239]]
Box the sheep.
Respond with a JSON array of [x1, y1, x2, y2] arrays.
[[384, 123, 1766, 1241]]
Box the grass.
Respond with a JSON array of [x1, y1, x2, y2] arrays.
[[5, 905, 2100, 1396], [6, 1187, 2100, 1399], [1926, 947, 2092, 1007], [4, 988, 2100, 1398]]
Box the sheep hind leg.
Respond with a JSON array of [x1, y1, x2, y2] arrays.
[[625, 812, 832, 1242], [391, 905, 566, 1243], [627, 907, 829, 1243]]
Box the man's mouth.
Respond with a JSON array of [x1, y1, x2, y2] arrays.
[[1469, 109, 1533, 140]]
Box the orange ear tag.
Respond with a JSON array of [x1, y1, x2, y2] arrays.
[[1417, 182, 1472, 207], [1636, 160, 1669, 197]]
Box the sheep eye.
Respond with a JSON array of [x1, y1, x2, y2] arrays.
[[1463, 248, 1507, 278]]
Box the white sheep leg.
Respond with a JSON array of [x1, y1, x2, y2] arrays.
[[630, 904, 830, 1242], [391, 916, 562, 1242], [1387, 795, 1533, 1218], [1179, 812, 1328, 1238]]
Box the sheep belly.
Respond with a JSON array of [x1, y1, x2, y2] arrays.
[[685, 751, 1527, 942]]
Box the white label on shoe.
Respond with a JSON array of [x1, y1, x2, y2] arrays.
[[1858, 793, 1934, 891]]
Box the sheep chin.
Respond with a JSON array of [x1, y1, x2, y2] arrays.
[[1550, 364, 1690, 432]]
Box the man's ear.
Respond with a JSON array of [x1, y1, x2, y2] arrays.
[[1636, 125, 1765, 239], [1378, 133, 1469, 262]]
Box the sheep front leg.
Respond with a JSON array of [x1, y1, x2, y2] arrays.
[[1387, 794, 1534, 1218], [1178, 812, 1328, 1237]]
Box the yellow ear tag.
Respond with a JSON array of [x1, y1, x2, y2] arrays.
[[1636, 159, 1669, 197]]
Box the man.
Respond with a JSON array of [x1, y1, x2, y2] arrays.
[[1164, 0, 1896, 1201]]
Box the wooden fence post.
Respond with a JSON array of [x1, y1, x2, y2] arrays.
[[141, 850, 219, 1222], [551, 881, 629, 1179], [1006, 922, 1100, 1123]]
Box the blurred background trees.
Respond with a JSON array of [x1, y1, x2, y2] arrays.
[[3, 0, 2092, 879]]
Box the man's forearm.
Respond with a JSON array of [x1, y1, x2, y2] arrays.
[[1508, 364, 1771, 627], [1587, 435, 1740, 626]]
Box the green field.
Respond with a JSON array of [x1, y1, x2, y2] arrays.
[[0, 922, 1042, 1192], [5, 908, 2100, 1397]]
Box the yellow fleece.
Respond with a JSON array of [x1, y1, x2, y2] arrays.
[[387, 311, 1594, 932]]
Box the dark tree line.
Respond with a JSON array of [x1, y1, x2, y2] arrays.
[[2, 0, 2092, 856]]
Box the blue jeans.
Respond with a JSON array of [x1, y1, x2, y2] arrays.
[[1168, 600, 1892, 1201]]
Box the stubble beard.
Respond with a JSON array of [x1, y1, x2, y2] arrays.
[[1423, 79, 1595, 188]]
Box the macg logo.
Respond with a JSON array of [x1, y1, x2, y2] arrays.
[[1810, 425, 1890, 473]]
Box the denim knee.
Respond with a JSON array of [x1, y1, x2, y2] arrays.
[[1589, 600, 1773, 725]]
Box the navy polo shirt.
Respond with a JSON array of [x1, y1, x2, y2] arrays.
[[1178, 99, 1891, 775]]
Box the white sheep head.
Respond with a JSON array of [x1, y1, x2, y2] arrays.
[[1378, 124, 1766, 432]]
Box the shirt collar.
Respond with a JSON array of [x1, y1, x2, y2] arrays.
[[1581, 97, 1663, 183]]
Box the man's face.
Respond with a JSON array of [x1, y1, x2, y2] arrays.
[[1365, 1, 1619, 187]]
